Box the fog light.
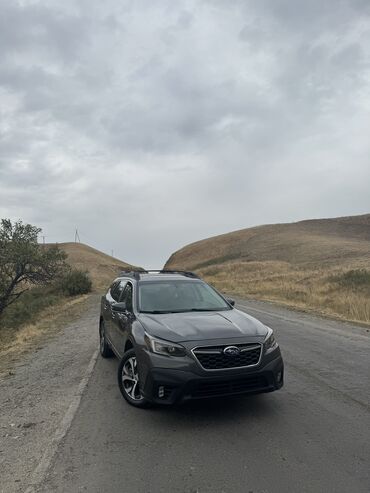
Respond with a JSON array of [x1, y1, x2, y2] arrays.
[[158, 386, 165, 398], [277, 371, 282, 383]]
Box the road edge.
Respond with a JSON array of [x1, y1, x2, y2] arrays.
[[24, 349, 99, 493]]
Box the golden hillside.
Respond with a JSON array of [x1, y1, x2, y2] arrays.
[[165, 214, 370, 270], [165, 214, 370, 324], [57, 242, 140, 289], [0, 243, 140, 349]]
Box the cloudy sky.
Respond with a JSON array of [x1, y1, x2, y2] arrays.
[[1, 0, 369, 267]]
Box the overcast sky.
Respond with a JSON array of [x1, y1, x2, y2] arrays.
[[1, 0, 369, 268]]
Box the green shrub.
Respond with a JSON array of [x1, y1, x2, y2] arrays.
[[329, 269, 370, 291], [59, 269, 92, 296], [0, 285, 60, 330]]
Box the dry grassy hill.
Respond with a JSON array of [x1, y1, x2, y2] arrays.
[[165, 214, 370, 324], [0, 242, 140, 349], [57, 242, 140, 290]]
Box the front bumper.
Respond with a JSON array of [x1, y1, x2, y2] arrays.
[[141, 353, 284, 405]]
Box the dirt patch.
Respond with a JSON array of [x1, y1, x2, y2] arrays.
[[0, 295, 100, 493], [0, 294, 92, 378]]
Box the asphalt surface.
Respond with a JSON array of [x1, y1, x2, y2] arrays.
[[35, 299, 370, 493]]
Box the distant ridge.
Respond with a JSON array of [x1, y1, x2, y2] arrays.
[[165, 214, 370, 270], [164, 213, 370, 324], [55, 242, 140, 289]]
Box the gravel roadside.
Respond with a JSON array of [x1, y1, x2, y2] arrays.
[[0, 295, 100, 493]]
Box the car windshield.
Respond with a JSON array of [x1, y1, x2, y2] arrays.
[[138, 280, 231, 313]]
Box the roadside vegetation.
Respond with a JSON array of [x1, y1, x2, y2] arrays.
[[0, 219, 93, 349], [165, 214, 370, 325], [0, 270, 92, 334], [59, 269, 92, 296], [197, 262, 370, 324], [54, 242, 141, 290], [0, 218, 140, 351], [0, 219, 67, 318]]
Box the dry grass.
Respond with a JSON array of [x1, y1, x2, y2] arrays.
[[165, 214, 370, 270], [0, 242, 139, 354], [57, 242, 140, 290], [0, 294, 91, 371], [165, 214, 370, 324], [198, 261, 370, 324]]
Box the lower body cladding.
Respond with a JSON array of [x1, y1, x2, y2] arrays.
[[140, 355, 284, 405]]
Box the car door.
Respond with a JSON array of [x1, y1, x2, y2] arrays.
[[105, 280, 127, 348], [110, 282, 134, 356], [101, 281, 118, 336]]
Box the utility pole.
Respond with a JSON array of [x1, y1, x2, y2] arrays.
[[42, 236, 45, 244], [111, 249, 114, 258], [75, 229, 81, 243]]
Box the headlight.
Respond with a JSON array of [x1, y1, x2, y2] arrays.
[[144, 334, 186, 357], [264, 327, 278, 353]]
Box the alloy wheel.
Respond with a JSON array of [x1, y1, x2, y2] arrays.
[[121, 356, 143, 401]]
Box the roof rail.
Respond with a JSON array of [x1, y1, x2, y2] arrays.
[[118, 270, 142, 280], [118, 269, 199, 280], [153, 270, 200, 279]]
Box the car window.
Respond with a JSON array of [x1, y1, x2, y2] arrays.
[[111, 281, 126, 301], [109, 281, 119, 300], [109, 281, 118, 294], [138, 280, 230, 313], [120, 283, 133, 312]]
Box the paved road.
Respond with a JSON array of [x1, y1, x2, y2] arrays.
[[38, 299, 370, 493]]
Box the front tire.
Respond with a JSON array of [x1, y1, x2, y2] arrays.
[[118, 349, 150, 408], [99, 320, 114, 358]]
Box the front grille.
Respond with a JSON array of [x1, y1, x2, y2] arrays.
[[191, 375, 268, 398], [192, 343, 262, 370]]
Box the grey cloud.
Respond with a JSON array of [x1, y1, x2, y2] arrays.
[[0, 2, 91, 63], [0, 0, 369, 267]]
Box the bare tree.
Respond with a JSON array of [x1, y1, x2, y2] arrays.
[[0, 219, 67, 317]]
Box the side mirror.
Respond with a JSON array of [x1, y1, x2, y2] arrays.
[[112, 301, 127, 313], [226, 298, 235, 307]]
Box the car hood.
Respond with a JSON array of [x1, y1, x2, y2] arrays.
[[138, 309, 268, 343]]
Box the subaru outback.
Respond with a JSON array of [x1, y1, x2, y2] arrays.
[[99, 270, 284, 407]]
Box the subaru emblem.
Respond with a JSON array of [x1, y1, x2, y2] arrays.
[[223, 346, 241, 357]]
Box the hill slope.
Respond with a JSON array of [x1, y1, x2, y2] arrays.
[[165, 214, 370, 323], [0, 243, 139, 349], [57, 242, 140, 289], [165, 214, 370, 270]]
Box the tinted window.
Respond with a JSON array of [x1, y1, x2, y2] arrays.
[[120, 283, 133, 312], [109, 281, 118, 293], [111, 281, 126, 301], [138, 280, 230, 313]]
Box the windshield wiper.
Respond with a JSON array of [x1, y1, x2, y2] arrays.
[[140, 308, 227, 314], [140, 310, 174, 314], [173, 308, 224, 312], [189, 308, 221, 312]]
